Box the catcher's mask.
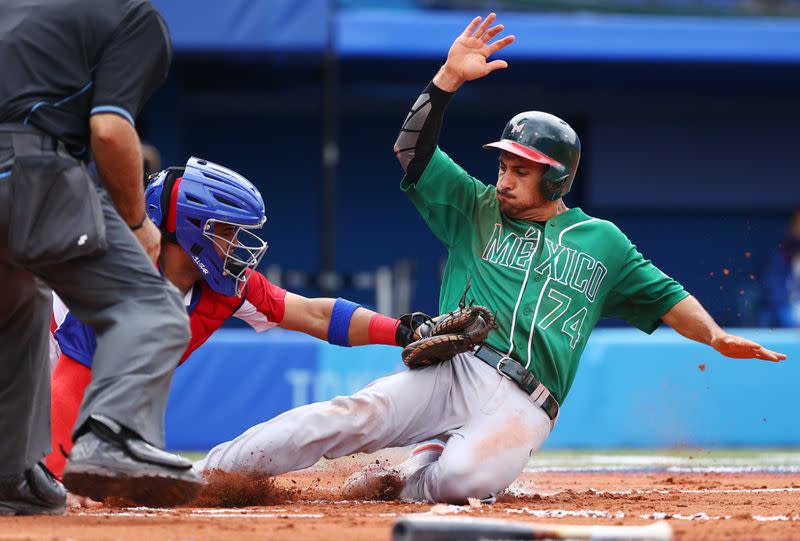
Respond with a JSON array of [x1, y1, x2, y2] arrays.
[[484, 111, 581, 201], [145, 157, 268, 297]]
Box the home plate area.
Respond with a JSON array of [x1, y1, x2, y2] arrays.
[[2, 450, 799, 541]]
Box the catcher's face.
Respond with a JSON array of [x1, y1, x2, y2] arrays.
[[495, 152, 549, 219], [210, 222, 237, 259]]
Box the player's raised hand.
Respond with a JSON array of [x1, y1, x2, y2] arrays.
[[710, 333, 787, 362], [434, 13, 515, 92]]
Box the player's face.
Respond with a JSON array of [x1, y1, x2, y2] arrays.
[[495, 152, 549, 218]]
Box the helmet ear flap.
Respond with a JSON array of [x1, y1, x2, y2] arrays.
[[157, 173, 175, 229], [159, 167, 187, 228], [540, 164, 569, 201], [144, 167, 185, 245]]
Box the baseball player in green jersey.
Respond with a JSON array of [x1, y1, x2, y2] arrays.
[[197, 13, 785, 504]]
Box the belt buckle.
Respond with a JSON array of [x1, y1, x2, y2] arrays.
[[495, 355, 513, 381]]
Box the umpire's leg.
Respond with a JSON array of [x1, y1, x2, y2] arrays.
[[0, 265, 51, 476], [34, 184, 189, 447], [31, 176, 199, 506], [0, 176, 65, 515]]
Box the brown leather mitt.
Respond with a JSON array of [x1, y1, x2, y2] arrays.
[[401, 305, 497, 370]]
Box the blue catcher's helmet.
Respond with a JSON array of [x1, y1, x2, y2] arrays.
[[145, 157, 268, 297]]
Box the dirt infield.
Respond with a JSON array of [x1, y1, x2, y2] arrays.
[[2, 454, 799, 541]]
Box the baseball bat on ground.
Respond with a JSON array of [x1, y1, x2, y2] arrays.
[[392, 516, 673, 541]]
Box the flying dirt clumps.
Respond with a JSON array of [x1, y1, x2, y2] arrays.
[[187, 469, 298, 507]]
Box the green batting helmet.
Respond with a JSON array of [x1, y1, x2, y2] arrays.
[[484, 111, 581, 201]]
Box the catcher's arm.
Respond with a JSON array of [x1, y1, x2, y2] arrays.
[[279, 293, 422, 348], [279, 293, 372, 345]]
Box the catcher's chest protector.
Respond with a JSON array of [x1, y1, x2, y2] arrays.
[[183, 282, 244, 363]]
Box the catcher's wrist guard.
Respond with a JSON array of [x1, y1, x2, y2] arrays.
[[395, 312, 435, 347]]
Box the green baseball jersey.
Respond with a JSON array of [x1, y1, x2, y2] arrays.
[[402, 147, 689, 404]]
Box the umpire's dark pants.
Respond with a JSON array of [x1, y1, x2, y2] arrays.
[[0, 124, 189, 476]]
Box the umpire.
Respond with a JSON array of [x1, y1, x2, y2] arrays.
[[0, 0, 200, 513]]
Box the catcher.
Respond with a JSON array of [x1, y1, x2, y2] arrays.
[[199, 13, 784, 504]]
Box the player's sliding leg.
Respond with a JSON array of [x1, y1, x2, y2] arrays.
[[396, 440, 447, 477], [198, 351, 550, 504], [197, 353, 512, 475], [342, 439, 446, 500], [197, 365, 459, 474], [45, 354, 92, 479], [400, 365, 552, 504]]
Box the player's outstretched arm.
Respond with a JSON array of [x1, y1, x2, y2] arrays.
[[661, 296, 787, 362], [279, 293, 378, 345], [433, 12, 515, 92], [278, 293, 422, 347]]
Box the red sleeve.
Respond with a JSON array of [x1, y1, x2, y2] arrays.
[[233, 270, 288, 330]]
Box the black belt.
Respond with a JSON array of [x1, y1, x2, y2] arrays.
[[474, 344, 560, 421], [0, 123, 74, 158]]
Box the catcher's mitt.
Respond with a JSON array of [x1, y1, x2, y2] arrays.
[[401, 305, 496, 369]]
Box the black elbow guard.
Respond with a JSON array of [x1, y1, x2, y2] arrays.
[[395, 81, 454, 182]]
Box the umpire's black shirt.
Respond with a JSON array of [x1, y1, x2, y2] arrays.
[[0, 0, 171, 155]]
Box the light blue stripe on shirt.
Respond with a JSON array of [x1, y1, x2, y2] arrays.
[[90, 105, 135, 126]]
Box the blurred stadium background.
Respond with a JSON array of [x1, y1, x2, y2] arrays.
[[136, 1, 800, 452]]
